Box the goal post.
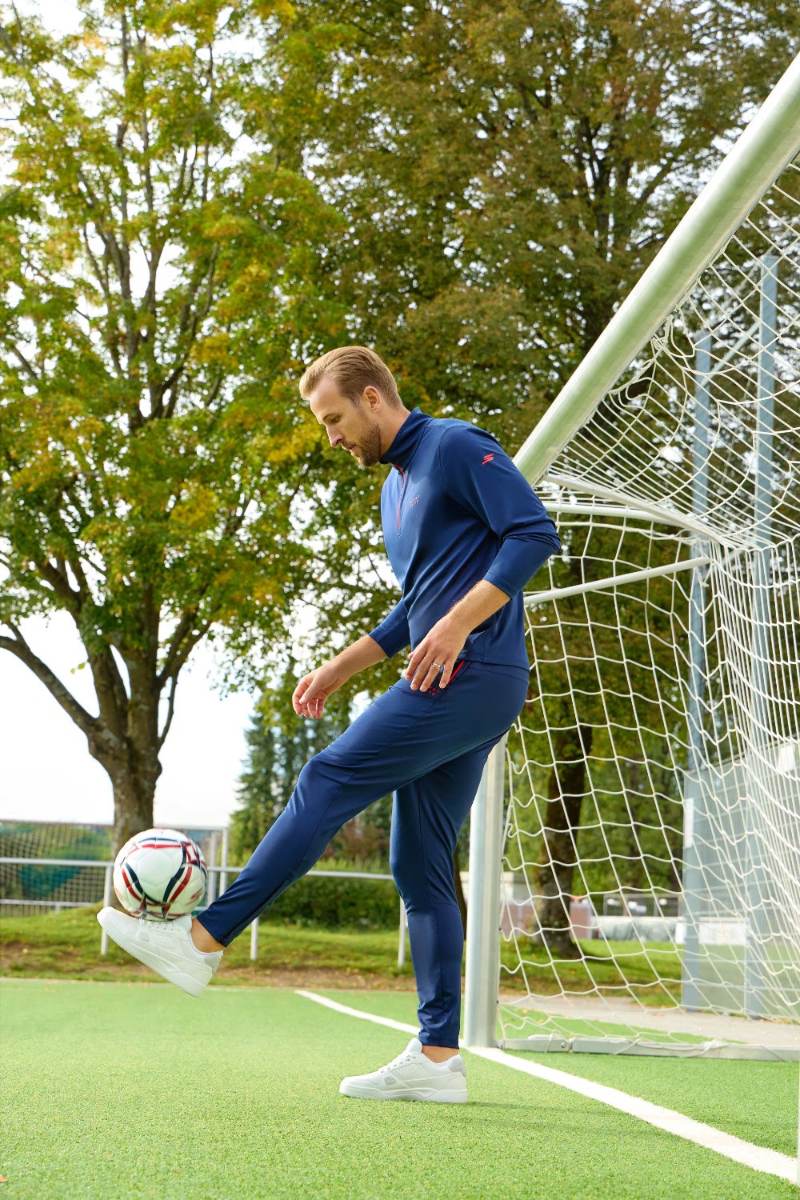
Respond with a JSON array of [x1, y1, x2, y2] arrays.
[[464, 50, 800, 1068]]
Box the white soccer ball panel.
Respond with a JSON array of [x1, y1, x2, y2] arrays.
[[112, 827, 208, 919]]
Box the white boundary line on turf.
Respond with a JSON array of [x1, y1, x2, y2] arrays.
[[296, 990, 798, 1187]]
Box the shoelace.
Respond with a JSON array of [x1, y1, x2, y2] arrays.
[[139, 918, 220, 963], [377, 1051, 420, 1075], [139, 917, 187, 940]]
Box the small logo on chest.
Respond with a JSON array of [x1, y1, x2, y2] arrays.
[[409, 494, 421, 507]]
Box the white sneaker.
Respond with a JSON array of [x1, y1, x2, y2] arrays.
[[97, 907, 223, 998], [339, 1037, 467, 1103]]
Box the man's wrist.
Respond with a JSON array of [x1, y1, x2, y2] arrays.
[[440, 610, 471, 641]]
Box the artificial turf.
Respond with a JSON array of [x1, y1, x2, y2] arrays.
[[318, 987, 799, 1159], [2, 978, 797, 1200]]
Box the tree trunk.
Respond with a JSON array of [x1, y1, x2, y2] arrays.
[[104, 642, 163, 856], [85, 653, 164, 859], [533, 721, 593, 958], [109, 770, 159, 857]]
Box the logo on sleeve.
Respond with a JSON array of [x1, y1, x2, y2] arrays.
[[481, 453, 495, 464]]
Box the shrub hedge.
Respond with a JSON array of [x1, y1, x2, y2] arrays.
[[215, 858, 400, 930]]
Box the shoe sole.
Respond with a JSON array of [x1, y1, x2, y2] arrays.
[[97, 910, 208, 998], [339, 1082, 467, 1103]]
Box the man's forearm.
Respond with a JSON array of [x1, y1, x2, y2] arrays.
[[445, 578, 511, 635], [334, 632, 389, 677], [338, 579, 509, 679]]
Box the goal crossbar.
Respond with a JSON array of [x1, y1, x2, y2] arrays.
[[524, 555, 711, 608], [514, 51, 800, 486]]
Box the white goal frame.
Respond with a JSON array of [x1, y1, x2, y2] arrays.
[[464, 51, 800, 1068]]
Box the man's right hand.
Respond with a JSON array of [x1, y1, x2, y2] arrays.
[[292, 659, 350, 719]]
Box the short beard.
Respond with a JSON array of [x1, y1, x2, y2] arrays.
[[355, 421, 383, 467]]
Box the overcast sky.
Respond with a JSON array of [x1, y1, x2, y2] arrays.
[[1, 612, 256, 828]]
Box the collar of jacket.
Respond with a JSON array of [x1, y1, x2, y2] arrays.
[[379, 406, 431, 471]]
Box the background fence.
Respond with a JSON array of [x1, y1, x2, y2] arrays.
[[0, 819, 686, 966]]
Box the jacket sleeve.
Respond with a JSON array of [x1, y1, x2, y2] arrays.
[[367, 596, 410, 657], [438, 423, 561, 598]]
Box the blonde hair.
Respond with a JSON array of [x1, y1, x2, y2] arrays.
[[298, 345, 403, 409]]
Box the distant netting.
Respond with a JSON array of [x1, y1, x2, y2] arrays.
[[0, 821, 113, 917], [0, 820, 220, 918]]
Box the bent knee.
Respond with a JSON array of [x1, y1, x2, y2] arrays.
[[297, 750, 348, 790]]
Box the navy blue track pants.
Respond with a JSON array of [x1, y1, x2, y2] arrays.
[[197, 659, 529, 1047]]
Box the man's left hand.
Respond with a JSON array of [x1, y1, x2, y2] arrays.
[[405, 616, 468, 691]]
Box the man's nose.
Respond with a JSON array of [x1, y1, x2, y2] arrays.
[[329, 430, 345, 447]]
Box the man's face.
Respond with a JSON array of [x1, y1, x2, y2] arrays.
[[308, 377, 383, 468]]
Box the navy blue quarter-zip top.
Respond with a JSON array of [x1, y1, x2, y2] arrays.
[[395, 465, 410, 530], [367, 407, 561, 674]]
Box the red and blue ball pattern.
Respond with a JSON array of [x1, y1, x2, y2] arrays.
[[112, 828, 208, 919]]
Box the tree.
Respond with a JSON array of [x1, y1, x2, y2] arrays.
[[229, 657, 355, 864], [257, 0, 800, 674], [4, 0, 797, 882], [0, 2, 372, 854], [267, 0, 798, 953]]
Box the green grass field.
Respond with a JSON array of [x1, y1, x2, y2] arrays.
[[0, 904, 418, 989], [0, 905, 682, 1003], [1, 907, 798, 1198], [2, 978, 798, 1199]]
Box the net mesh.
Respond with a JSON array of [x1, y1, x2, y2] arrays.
[[0, 821, 222, 917], [499, 156, 800, 1054]]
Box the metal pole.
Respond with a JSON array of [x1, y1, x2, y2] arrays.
[[682, 330, 712, 1010], [513, 52, 800, 486], [205, 831, 219, 906], [219, 825, 229, 896], [250, 916, 258, 961], [99, 864, 113, 956], [463, 734, 508, 1048], [745, 252, 777, 1017], [397, 899, 407, 968]]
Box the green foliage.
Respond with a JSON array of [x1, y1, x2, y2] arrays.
[[2, 0, 798, 867], [265, 856, 400, 930], [0, 1, 392, 841], [0, 0, 341, 666], [249, 0, 800, 677], [229, 661, 395, 899]]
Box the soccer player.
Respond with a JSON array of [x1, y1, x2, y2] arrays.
[[98, 346, 561, 1103]]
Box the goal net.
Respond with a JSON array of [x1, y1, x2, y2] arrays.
[[466, 54, 800, 1061]]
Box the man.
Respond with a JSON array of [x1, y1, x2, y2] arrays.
[[98, 345, 561, 1104]]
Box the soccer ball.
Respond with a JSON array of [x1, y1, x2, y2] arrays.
[[113, 827, 208, 919]]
